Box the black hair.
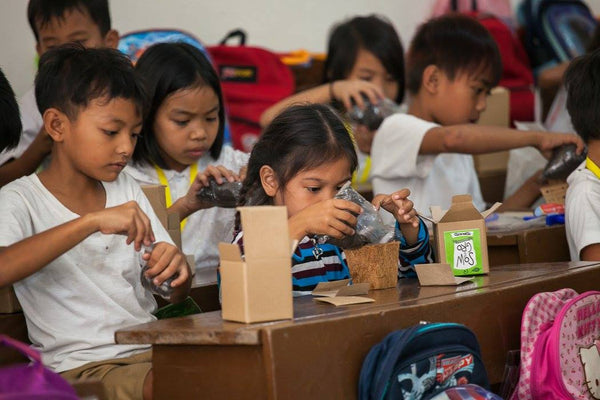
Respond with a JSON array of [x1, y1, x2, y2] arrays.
[[27, 0, 112, 43], [132, 42, 225, 167], [406, 14, 502, 95], [239, 103, 358, 209], [0, 69, 22, 153], [564, 48, 600, 142], [35, 43, 146, 121], [324, 14, 405, 104]]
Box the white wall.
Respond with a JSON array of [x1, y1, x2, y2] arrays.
[[1, 0, 599, 97]]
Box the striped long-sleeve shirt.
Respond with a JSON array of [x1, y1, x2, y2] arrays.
[[231, 218, 433, 296]]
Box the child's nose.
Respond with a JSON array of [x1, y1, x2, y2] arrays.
[[116, 135, 135, 156], [190, 125, 207, 140]]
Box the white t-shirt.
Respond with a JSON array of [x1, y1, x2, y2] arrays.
[[370, 114, 485, 225], [124, 145, 249, 285], [565, 162, 600, 261], [0, 87, 43, 166], [0, 172, 174, 372]]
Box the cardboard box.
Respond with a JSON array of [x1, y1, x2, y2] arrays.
[[141, 185, 182, 249], [0, 286, 21, 314], [431, 195, 501, 276], [474, 86, 510, 180], [219, 206, 293, 323], [344, 242, 400, 289]]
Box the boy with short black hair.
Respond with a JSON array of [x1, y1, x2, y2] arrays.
[[0, 45, 191, 400], [370, 14, 584, 222], [564, 48, 600, 261], [0, 0, 119, 187]]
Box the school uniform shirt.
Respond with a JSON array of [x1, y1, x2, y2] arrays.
[[0, 172, 174, 372], [0, 87, 43, 166], [370, 113, 486, 226], [232, 219, 432, 296], [124, 146, 249, 285], [565, 162, 600, 261]]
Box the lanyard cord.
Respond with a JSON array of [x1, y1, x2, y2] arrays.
[[586, 157, 600, 179], [153, 163, 198, 231]]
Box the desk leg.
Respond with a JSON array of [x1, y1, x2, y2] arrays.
[[153, 344, 267, 399]]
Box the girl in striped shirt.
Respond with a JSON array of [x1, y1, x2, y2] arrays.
[[234, 104, 432, 295]]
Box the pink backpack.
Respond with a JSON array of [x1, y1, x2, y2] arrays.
[[511, 289, 600, 400]]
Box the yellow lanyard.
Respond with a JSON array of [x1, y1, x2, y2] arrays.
[[351, 156, 371, 186], [586, 157, 600, 180], [153, 163, 198, 231]]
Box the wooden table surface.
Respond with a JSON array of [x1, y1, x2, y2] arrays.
[[117, 261, 600, 400]]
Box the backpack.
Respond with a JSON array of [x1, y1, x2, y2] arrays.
[[0, 335, 79, 399], [510, 289, 600, 399], [518, 0, 598, 73], [432, 0, 516, 30], [358, 322, 491, 400], [207, 30, 295, 152], [435, 1, 535, 124]]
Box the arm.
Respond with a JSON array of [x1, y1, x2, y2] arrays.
[[259, 79, 384, 128], [419, 125, 584, 156], [497, 170, 543, 211], [0, 128, 52, 188], [580, 243, 600, 261], [0, 201, 154, 287]]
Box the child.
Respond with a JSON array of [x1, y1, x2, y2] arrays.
[[564, 48, 600, 261], [260, 14, 405, 191], [124, 42, 249, 285], [236, 104, 432, 295], [370, 14, 584, 224], [0, 0, 119, 186], [0, 68, 21, 154], [0, 45, 191, 400]]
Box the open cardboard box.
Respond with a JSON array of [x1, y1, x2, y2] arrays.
[[141, 185, 182, 249], [219, 206, 294, 323], [430, 195, 501, 276]]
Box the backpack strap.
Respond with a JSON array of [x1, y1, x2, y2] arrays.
[[219, 29, 247, 46], [450, 0, 478, 11]]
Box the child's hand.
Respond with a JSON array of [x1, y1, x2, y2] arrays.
[[354, 124, 377, 154], [331, 79, 384, 111], [372, 189, 420, 228], [536, 132, 585, 159], [182, 165, 242, 212], [92, 201, 155, 251], [141, 242, 190, 289], [288, 199, 363, 241]]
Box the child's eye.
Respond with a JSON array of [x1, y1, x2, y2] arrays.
[[173, 119, 189, 127], [103, 129, 118, 136], [206, 116, 218, 123], [306, 187, 321, 193], [132, 132, 142, 139]]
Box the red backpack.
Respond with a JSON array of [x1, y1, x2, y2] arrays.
[[207, 30, 295, 152]]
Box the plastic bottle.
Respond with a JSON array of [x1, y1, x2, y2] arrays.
[[348, 97, 399, 131], [139, 244, 176, 300]]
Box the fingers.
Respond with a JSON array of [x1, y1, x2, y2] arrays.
[[144, 243, 189, 287], [198, 165, 239, 186], [332, 198, 363, 216], [121, 201, 154, 251]]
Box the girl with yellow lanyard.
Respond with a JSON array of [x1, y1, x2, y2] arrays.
[[124, 43, 249, 286]]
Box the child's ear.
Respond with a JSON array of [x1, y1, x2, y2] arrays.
[[103, 30, 120, 49], [259, 165, 279, 197], [422, 65, 441, 95], [43, 108, 69, 142]]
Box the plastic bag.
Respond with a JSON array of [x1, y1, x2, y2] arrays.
[[140, 244, 176, 300], [541, 143, 587, 181], [316, 182, 395, 249], [347, 97, 399, 131], [196, 179, 242, 208]]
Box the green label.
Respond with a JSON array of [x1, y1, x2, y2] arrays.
[[443, 229, 483, 276]]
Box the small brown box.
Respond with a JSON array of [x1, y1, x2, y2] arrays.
[[344, 242, 400, 290]]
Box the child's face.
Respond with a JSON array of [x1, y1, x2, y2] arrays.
[[153, 86, 220, 172], [272, 157, 352, 218], [35, 8, 117, 55], [432, 70, 492, 125], [58, 97, 142, 182], [347, 48, 399, 102]]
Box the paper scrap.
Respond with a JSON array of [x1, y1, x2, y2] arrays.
[[314, 296, 375, 306], [415, 263, 474, 286], [312, 280, 370, 297]]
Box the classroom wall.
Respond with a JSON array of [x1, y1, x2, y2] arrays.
[[1, 0, 599, 98]]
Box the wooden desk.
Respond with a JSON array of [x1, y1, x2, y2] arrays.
[[487, 224, 570, 266], [116, 261, 600, 399]]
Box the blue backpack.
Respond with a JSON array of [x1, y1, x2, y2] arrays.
[[358, 322, 491, 400], [518, 0, 598, 73]]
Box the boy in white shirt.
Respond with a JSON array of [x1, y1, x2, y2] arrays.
[[370, 14, 583, 223], [0, 0, 119, 187], [0, 45, 191, 400], [564, 48, 600, 261]]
